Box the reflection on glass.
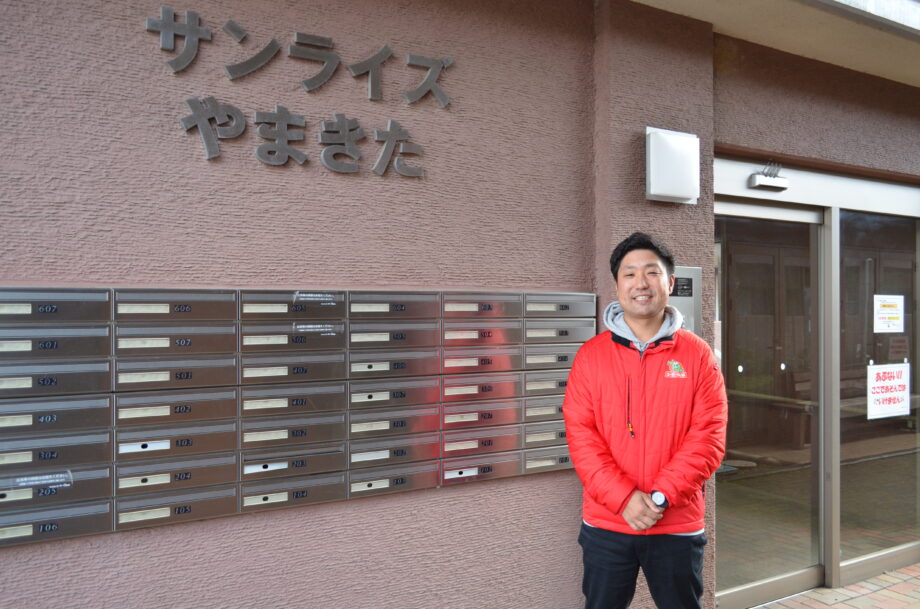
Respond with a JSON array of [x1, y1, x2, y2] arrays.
[[840, 211, 919, 560], [715, 217, 819, 591]]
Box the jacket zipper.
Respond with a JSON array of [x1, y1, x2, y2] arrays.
[[627, 376, 635, 438]]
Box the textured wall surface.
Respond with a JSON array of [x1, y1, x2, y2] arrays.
[[0, 1, 594, 608], [594, 2, 717, 607], [714, 36, 920, 177]]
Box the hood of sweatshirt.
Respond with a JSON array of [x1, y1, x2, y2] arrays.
[[602, 301, 684, 352]]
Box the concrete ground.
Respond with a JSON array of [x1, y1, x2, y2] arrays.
[[753, 563, 920, 609]]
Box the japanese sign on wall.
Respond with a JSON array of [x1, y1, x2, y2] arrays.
[[873, 295, 904, 333], [146, 6, 455, 176], [867, 363, 910, 420]]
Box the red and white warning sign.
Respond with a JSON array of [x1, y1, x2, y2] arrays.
[[867, 363, 910, 420]]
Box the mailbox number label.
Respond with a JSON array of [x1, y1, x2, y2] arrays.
[[391, 391, 406, 399], [174, 338, 192, 347], [173, 304, 192, 313], [175, 371, 193, 380], [390, 304, 406, 312], [480, 304, 493, 311], [38, 451, 58, 460], [293, 490, 309, 499], [391, 420, 407, 428], [393, 477, 407, 485], [291, 429, 307, 437], [37, 377, 58, 386], [37, 487, 58, 496], [174, 505, 192, 515], [38, 522, 59, 532], [480, 385, 493, 393], [557, 355, 569, 362], [175, 472, 192, 481], [37, 305, 58, 314], [291, 460, 306, 468], [392, 449, 407, 457], [173, 405, 192, 414], [479, 331, 493, 338], [37, 414, 58, 424], [175, 438, 193, 447], [37, 341, 58, 350], [390, 332, 406, 341], [479, 358, 492, 365], [292, 367, 308, 375]]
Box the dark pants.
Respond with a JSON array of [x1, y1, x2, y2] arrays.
[[578, 523, 706, 609]]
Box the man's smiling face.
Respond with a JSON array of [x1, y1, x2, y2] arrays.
[[614, 249, 675, 324]]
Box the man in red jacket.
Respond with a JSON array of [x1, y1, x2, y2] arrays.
[[563, 232, 728, 609]]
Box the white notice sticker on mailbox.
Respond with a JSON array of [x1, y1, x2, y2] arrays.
[[444, 468, 478, 480], [351, 362, 390, 373], [244, 492, 288, 507], [444, 441, 479, 452], [444, 303, 479, 312], [243, 367, 288, 378], [444, 331, 479, 340], [351, 392, 388, 403], [0, 304, 31, 315], [526, 432, 557, 444], [526, 329, 557, 338], [0, 377, 33, 390], [351, 450, 390, 463], [243, 398, 288, 411], [351, 421, 391, 433], [118, 338, 171, 349], [119, 507, 171, 524], [118, 304, 170, 314], [119, 440, 171, 454], [526, 458, 558, 470], [444, 358, 479, 368], [350, 304, 390, 313], [0, 414, 33, 428], [118, 406, 170, 419], [244, 461, 288, 474], [526, 407, 559, 418], [350, 478, 389, 493], [118, 473, 171, 489], [526, 303, 557, 312], [243, 335, 288, 346], [243, 430, 289, 443], [0, 488, 33, 503], [526, 381, 557, 391], [0, 341, 31, 352], [118, 371, 171, 384], [444, 385, 479, 396], [526, 355, 558, 365], [0, 451, 33, 465], [243, 304, 288, 314], [350, 333, 390, 343], [444, 413, 480, 424], [0, 524, 33, 539]]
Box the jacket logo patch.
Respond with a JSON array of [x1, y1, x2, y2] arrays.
[[665, 360, 687, 378]]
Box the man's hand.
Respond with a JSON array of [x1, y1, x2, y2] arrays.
[[621, 490, 664, 531]]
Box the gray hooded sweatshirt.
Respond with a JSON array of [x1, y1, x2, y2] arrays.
[[602, 301, 684, 352]]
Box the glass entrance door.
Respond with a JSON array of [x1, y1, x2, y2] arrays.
[[715, 216, 821, 591], [839, 211, 920, 560]]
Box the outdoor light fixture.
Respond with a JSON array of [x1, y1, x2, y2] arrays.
[[645, 126, 700, 205]]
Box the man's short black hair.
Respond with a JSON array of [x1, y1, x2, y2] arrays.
[[610, 232, 676, 279]]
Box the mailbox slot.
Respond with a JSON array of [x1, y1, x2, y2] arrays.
[[523, 343, 579, 370], [116, 453, 237, 496], [115, 323, 237, 356], [523, 369, 570, 397], [348, 405, 440, 439], [116, 388, 238, 425], [240, 352, 346, 385], [348, 292, 439, 319], [441, 345, 523, 375], [524, 292, 596, 317], [524, 318, 596, 344], [0, 466, 112, 509], [441, 425, 523, 457], [0, 289, 110, 323], [441, 372, 523, 403], [116, 485, 237, 530], [522, 446, 573, 474], [349, 321, 440, 349], [441, 292, 523, 318], [0, 359, 112, 398], [241, 442, 346, 480], [347, 348, 440, 379], [523, 421, 568, 448], [0, 394, 112, 434], [0, 324, 111, 360], [522, 395, 565, 422], [441, 399, 523, 430], [0, 431, 112, 473], [348, 433, 440, 469], [240, 321, 347, 353], [240, 382, 346, 417], [115, 355, 237, 392], [240, 290, 346, 320], [114, 290, 237, 321], [0, 500, 112, 547], [347, 460, 439, 499], [442, 320, 523, 346], [116, 421, 237, 461], [241, 472, 347, 512], [348, 376, 440, 410], [241, 414, 345, 449], [441, 451, 522, 485]]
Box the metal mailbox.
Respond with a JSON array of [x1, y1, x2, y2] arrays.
[[348, 376, 440, 410], [522, 446, 573, 474], [523, 369, 570, 397], [0, 431, 112, 473], [0, 359, 112, 398], [240, 413, 346, 449], [348, 291, 439, 319], [524, 343, 579, 370], [523, 421, 568, 448], [441, 292, 523, 318], [0, 500, 112, 547], [441, 345, 523, 375], [348, 432, 441, 469], [240, 321, 347, 353], [240, 352, 346, 385], [524, 318, 597, 344], [0, 394, 112, 435], [0, 324, 111, 360], [348, 405, 440, 439], [347, 460, 439, 499], [115, 355, 237, 392], [114, 290, 237, 322], [241, 472, 347, 512], [442, 320, 523, 347], [347, 348, 440, 380], [116, 453, 238, 496], [0, 466, 112, 510], [240, 290, 346, 320], [441, 399, 523, 430], [441, 372, 523, 403], [240, 382, 346, 417], [115, 485, 237, 531], [524, 292, 596, 317], [114, 323, 237, 356], [116, 388, 238, 426], [441, 425, 523, 458], [348, 320, 439, 350], [240, 442, 346, 481], [0, 289, 111, 324], [523, 395, 565, 423], [441, 451, 522, 486], [115, 421, 237, 461]]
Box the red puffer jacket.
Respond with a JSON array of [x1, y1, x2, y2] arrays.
[[563, 328, 727, 535]]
